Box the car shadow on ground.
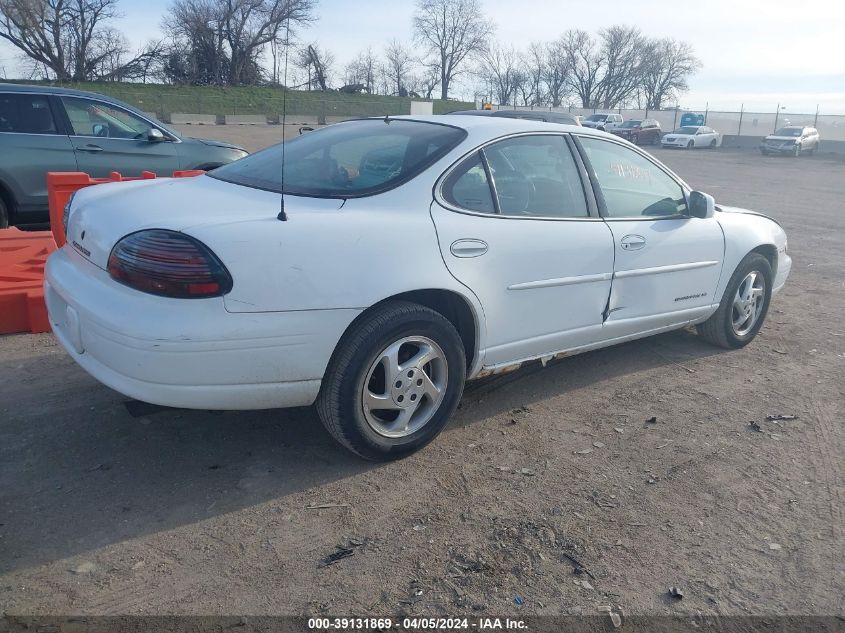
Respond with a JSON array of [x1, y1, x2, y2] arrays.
[[0, 327, 725, 574]]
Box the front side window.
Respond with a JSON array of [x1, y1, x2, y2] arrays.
[[579, 137, 686, 218], [62, 97, 153, 139], [0, 94, 57, 134], [212, 119, 466, 197], [484, 135, 587, 218]]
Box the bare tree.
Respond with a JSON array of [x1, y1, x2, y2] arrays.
[[519, 43, 546, 106], [295, 42, 332, 90], [0, 0, 124, 81], [559, 29, 601, 108], [594, 25, 644, 109], [413, 0, 494, 100], [344, 48, 378, 93], [478, 44, 520, 106], [639, 38, 700, 109], [384, 39, 412, 96], [165, 0, 315, 85], [543, 37, 572, 107]]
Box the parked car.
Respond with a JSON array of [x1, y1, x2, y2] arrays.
[[662, 125, 720, 149], [581, 113, 623, 131], [0, 83, 249, 228], [760, 126, 820, 157], [611, 119, 662, 145], [48, 116, 791, 460], [449, 109, 580, 126]]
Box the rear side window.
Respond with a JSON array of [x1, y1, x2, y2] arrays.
[[211, 119, 466, 197], [61, 96, 152, 139], [0, 94, 57, 134], [442, 135, 588, 218], [442, 153, 496, 213]]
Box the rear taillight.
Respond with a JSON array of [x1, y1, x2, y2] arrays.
[[107, 229, 233, 298]]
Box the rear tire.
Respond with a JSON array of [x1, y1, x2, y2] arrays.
[[317, 300, 467, 461], [696, 253, 773, 349], [652, 134, 660, 146], [0, 198, 8, 229], [709, 139, 717, 148]]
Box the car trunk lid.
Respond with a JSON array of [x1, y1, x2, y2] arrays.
[[65, 175, 343, 270]]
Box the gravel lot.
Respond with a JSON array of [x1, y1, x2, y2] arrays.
[[1, 145, 843, 620]]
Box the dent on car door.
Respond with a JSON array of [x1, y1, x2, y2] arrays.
[[59, 96, 179, 178], [577, 136, 724, 338], [431, 134, 615, 368], [0, 93, 77, 215]]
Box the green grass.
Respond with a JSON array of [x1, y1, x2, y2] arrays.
[[6, 80, 473, 119]]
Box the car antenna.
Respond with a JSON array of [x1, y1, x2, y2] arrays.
[[277, 14, 292, 222]]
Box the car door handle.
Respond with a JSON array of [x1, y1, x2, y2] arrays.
[[620, 234, 646, 250], [450, 239, 488, 258], [77, 144, 103, 152]]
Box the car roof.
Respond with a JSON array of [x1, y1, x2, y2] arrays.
[[375, 114, 610, 139], [0, 82, 165, 125]]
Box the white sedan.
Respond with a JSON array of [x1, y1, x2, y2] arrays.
[[662, 125, 721, 149], [47, 116, 791, 460]]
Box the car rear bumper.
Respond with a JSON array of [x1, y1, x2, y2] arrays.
[[45, 247, 361, 410]]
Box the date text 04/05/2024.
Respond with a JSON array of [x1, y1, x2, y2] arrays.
[[307, 617, 528, 630]]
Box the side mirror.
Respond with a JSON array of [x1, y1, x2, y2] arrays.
[[92, 123, 108, 137], [299, 126, 314, 135], [688, 191, 715, 219], [147, 128, 165, 142]]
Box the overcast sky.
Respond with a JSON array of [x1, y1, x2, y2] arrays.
[[2, 0, 844, 113]]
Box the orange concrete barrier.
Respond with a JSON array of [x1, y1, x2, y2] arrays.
[[0, 228, 57, 334], [0, 170, 206, 335]]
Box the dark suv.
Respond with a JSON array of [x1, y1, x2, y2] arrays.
[[0, 84, 249, 227]]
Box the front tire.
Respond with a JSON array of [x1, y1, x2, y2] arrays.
[[687, 140, 694, 149], [697, 253, 773, 349], [709, 139, 717, 148], [792, 144, 801, 158], [317, 301, 467, 460]]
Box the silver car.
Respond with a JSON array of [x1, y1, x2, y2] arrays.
[[760, 126, 820, 157]]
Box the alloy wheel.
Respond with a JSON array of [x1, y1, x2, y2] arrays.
[[361, 336, 448, 438], [732, 271, 766, 336]]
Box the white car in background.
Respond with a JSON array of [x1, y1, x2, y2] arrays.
[[47, 116, 791, 460], [581, 113, 623, 131], [662, 125, 721, 149]]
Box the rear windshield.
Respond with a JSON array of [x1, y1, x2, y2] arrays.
[[674, 127, 700, 134], [209, 119, 466, 197], [585, 114, 608, 121], [774, 127, 801, 136], [620, 120, 642, 128]]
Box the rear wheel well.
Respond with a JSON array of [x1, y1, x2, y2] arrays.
[[751, 244, 777, 276], [366, 290, 478, 370]]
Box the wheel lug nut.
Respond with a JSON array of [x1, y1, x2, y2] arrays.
[[407, 370, 414, 378], [395, 381, 402, 388], [410, 394, 417, 401], [416, 379, 423, 386], [397, 395, 404, 403]]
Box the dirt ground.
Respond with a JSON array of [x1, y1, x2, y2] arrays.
[[1, 145, 843, 621]]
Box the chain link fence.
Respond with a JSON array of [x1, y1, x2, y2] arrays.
[[492, 104, 845, 143]]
